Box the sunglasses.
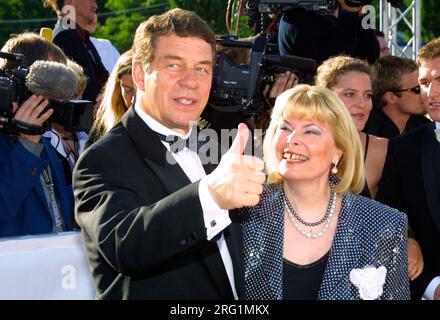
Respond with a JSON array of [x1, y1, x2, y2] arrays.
[[389, 85, 421, 95]]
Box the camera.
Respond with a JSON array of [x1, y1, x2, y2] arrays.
[[0, 51, 93, 135], [209, 33, 316, 115], [246, 0, 402, 15]]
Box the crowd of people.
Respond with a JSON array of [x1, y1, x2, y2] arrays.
[[0, 0, 439, 300]]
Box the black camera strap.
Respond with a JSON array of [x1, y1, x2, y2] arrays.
[[41, 168, 65, 232]]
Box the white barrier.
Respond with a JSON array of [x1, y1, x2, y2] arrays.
[[0, 231, 96, 300]]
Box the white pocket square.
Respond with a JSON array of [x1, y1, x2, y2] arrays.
[[349, 266, 387, 300]]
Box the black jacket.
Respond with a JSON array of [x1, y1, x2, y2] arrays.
[[377, 123, 440, 299], [73, 107, 244, 299], [364, 108, 431, 139], [278, 8, 379, 65], [53, 28, 109, 102]]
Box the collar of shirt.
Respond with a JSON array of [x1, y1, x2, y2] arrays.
[[43, 130, 88, 158], [134, 102, 194, 141], [436, 122, 440, 130], [74, 23, 89, 42]]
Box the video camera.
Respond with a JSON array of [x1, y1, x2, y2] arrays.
[[209, 33, 316, 115], [246, 0, 402, 15], [0, 51, 93, 135]]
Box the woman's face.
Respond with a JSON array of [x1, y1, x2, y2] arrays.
[[274, 117, 341, 184], [119, 73, 135, 107], [331, 71, 373, 132]]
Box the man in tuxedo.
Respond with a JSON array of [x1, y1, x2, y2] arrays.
[[73, 9, 265, 299], [377, 37, 440, 300]]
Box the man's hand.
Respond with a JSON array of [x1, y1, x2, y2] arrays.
[[408, 237, 424, 280], [13, 95, 52, 143], [207, 123, 266, 209]]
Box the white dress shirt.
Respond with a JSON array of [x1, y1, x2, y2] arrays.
[[134, 104, 238, 299]]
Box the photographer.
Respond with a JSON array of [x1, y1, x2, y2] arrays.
[[278, 0, 379, 65], [43, 59, 89, 184], [0, 33, 75, 237]]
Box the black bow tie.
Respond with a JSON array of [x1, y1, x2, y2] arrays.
[[156, 131, 206, 153]]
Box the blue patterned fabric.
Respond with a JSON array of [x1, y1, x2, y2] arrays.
[[240, 184, 410, 300]]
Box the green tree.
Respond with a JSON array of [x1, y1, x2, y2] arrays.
[[95, 0, 229, 52], [95, 0, 170, 52], [420, 0, 440, 42], [0, 0, 54, 48]]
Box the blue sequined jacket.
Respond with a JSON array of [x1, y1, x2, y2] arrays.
[[240, 184, 410, 300]]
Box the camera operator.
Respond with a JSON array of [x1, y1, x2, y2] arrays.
[[0, 33, 75, 237], [43, 59, 89, 185], [278, 0, 380, 65]]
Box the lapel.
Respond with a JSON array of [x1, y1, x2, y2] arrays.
[[198, 239, 235, 299], [420, 123, 440, 232], [318, 193, 363, 299], [225, 213, 245, 298], [121, 108, 237, 298], [121, 108, 191, 193]]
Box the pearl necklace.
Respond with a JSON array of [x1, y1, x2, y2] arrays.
[[284, 192, 337, 238]]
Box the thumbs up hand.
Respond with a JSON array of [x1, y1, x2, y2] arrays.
[[207, 123, 266, 209]]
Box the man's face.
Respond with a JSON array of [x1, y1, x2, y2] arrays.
[[132, 34, 213, 134], [419, 56, 440, 122], [395, 70, 425, 115], [67, 0, 97, 29]]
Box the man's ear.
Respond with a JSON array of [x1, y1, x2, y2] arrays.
[[383, 91, 398, 105], [132, 60, 145, 92]]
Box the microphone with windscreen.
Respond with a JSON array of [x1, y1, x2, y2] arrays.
[[25, 60, 77, 101]]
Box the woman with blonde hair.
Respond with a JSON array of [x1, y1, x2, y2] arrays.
[[87, 50, 134, 145], [315, 55, 423, 282], [240, 85, 409, 300]]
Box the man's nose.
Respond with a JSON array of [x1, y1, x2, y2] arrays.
[[179, 69, 198, 88]]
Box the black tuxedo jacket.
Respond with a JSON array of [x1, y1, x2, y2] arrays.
[[377, 123, 440, 299], [73, 107, 244, 299], [364, 108, 431, 139], [53, 28, 109, 102]]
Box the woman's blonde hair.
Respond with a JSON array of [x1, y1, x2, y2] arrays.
[[89, 50, 133, 143], [315, 55, 371, 89], [263, 85, 365, 194], [67, 59, 87, 98]]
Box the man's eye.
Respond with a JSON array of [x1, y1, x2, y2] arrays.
[[195, 66, 210, 74], [344, 92, 354, 97], [167, 63, 180, 70]]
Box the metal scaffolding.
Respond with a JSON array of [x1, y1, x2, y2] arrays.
[[379, 0, 421, 59]]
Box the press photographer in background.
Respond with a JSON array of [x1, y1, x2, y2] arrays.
[[43, 59, 89, 185], [204, 33, 311, 139], [0, 32, 85, 237], [278, 0, 391, 65]]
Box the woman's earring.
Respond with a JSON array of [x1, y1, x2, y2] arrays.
[[331, 162, 338, 175]]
